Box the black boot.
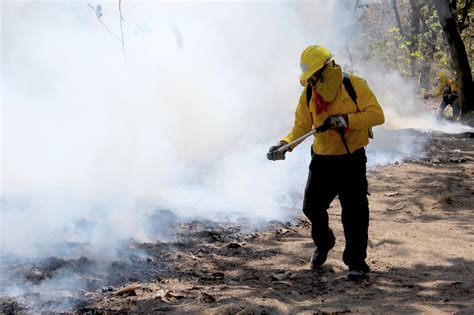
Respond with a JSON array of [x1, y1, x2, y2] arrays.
[[310, 249, 329, 269], [310, 238, 335, 269], [347, 262, 370, 281]]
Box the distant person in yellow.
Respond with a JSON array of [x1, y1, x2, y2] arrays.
[[437, 72, 460, 119], [267, 45, 384, 281]]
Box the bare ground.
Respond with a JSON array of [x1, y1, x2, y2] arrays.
[[1, 128, 474, 314], [85, 131, 474, 314]]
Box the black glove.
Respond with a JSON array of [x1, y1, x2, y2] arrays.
[[267, 141, 290, 161], [323, 114, 348, 130]]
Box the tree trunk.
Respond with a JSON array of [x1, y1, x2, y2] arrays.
[[434, 0, 473, 114], [419, 2, 436, 91], [391, 0, 404, 34], [409, 0, 421, 77]]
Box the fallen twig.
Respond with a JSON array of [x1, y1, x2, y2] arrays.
[[114, 283, 141, 295]]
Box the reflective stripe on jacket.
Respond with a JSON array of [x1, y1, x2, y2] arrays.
[[282, 74, 385, 155]]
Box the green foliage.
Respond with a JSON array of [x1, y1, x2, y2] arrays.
[[353, 0, 472, 95]]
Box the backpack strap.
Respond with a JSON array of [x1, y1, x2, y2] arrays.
[[306, 85, 312, 106], [343, 73, 359, 111], [343, 73, 373, 139], [305, 86, 314, 127]]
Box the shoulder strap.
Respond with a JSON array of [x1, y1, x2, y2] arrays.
[[343, 73, 373, 138], [306, 86, 312, 106], [343, 73, 358, 106]]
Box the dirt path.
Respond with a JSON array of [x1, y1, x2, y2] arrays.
[[1, 132, 473, 314], [78, 132, 473, 314]]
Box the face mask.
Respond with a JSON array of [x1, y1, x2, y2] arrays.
[[315, 63, 343, 102]]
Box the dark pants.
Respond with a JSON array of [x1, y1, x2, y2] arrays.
[[438, 96, 460, 119], [303, 147, 369, 270]]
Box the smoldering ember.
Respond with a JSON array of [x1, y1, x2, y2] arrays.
[[1, 1, 473, 314]]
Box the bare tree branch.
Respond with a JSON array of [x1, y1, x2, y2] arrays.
[[391, 0, 404, 35], [118, 0, 126, 56], [88, 2, 126, 56]]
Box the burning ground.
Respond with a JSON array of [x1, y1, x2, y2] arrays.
[[1, 129, 473, 314]]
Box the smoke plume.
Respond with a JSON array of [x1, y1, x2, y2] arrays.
[[1, 0, 472, 292]]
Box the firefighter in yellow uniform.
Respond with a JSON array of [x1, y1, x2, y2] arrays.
[[267, 45, 384, 281], [437, 72, 460, 119]]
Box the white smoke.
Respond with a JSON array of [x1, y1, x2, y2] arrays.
[[356, 62, 472, 167], [0, 1, 347, 258], [3, 1, 474, 312], [1, 0, 472, 259]]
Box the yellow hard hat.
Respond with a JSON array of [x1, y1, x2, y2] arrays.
[[438, 71, 447, 80], [299, 45, 333, 82]]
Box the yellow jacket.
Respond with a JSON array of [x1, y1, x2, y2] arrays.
[[437, 72, 458, 95], [451, 81, 458, 94], [282, 74, 385, 155], [438, 75, 449, 96]]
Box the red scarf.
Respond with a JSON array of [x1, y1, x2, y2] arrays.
[[313, 87, 330, 114]]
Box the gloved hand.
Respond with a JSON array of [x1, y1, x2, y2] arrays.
[[267, 141, 290, 161], [323, 114, 348, 129]]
